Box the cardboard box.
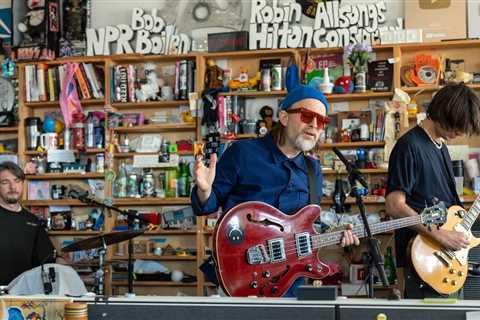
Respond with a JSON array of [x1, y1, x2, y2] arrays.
[[405, 0, 467, 42]]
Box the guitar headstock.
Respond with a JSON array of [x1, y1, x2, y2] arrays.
[[420, 201, 448, 229]]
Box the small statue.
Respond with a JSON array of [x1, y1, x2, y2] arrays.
[[256, 105, 276, 136], [64, 0, 86, 42], [18, 0, 46, 45], [136, 63, 164, 102], [205, 59, 224, 89]]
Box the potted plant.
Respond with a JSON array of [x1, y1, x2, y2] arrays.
[[344, 43, 372, 92]]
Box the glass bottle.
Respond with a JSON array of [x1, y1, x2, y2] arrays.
[[384, 246, 397, 285], [115, 161, 127, 198]]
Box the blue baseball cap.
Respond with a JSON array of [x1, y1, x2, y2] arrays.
[[280, 85, 329, 113]]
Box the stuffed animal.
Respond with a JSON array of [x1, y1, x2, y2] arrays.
[[18, 0, 46, 45], [334, 76, 354, 94]]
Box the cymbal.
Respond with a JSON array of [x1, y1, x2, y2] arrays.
[[62, 229, 146, 252]]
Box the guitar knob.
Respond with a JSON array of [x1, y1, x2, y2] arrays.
[[305, 264, 313, 272], [451, 280, 458, 286], [443, 278, 450, 283], [262, 271, 271, 278], [250, 281, 258, 289], [270, 287, 278, 294], [449, 269, 456, 274], [458, 271, 464, 277]]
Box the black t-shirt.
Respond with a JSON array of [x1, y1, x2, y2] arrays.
[[386, 126, 460, 267], [0, 206, 55, 285]]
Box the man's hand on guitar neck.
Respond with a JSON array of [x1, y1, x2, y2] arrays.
[[386, 191, 470, 251], [430, 228, 470, 251], [341, 224, 360, 247], [194, 153, 217, 205]]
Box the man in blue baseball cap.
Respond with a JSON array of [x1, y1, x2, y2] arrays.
[[191, 85, 359, 297]]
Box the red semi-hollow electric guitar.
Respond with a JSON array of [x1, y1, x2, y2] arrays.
[[213, 201, 446, 297]]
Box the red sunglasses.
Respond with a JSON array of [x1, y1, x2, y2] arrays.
[[286, 108, 330, 129]]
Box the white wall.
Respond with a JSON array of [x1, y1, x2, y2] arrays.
[[91, 0, 405, 34]]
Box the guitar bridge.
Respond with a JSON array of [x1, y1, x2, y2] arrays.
[[434, 251, 452, 267]]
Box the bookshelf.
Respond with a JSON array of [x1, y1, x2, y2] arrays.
[[14, 39, 480, 297]]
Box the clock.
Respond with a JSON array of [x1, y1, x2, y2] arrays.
[[0, 77, 16, 126]]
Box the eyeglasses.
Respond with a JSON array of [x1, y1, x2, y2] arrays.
[[285, 108, 330, 129]]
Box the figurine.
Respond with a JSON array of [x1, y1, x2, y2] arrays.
[[259, 105, 276, 132], [205, 59, 224, 89], [334, 76, 354, 94], [228, 67, 260, 91], [18, 0, 46, 45], [136, 63, 164, 102], [64, 0, 85, 42]]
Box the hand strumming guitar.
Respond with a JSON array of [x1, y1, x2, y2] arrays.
[[194, 153, 217, 204], [431, 228, 470, 251]]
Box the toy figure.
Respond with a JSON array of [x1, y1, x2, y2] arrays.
[[136, 63, 164, 102], [205, 59, 224, 89], [18, 0, 46, 45], [260, 105, 276, 131], [228, 67, 260, 91], [334, 76, 354, 94], [64, 0, 86, 42]]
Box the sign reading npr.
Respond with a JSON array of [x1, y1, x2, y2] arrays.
[[86, 8, 191, 56]]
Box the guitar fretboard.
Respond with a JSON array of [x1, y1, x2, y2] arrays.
[[460, 196, 480, 231], [311, 215, 423, 249]]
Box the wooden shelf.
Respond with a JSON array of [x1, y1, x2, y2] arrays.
[[22, 199, 88, 206], [219, 90, 287, 97], [114, 151, 193, 158], [399, 39, 480, 51], [326, 91, 393, 102], [24, 99, 104, 108], [108, 53, 197, 63], [144, 229, 197, 235], [111, 281, 197, 287], [401, 84, 480, 94], [48, 230, 101, 236], [112, 255, 196, 261], [112, 100, 189, 109], [320, 141, 385, 149], [321, 196, 385, 205], [322, 168, 388, 175], [26, 172, 104, 180], [113, 197, 191, 205], [112, 123, 196, 133], [204, 48, 296, 59], [0, 126, 18, 133], [17, 56, 106, 66], [25, 148, 105, 155]]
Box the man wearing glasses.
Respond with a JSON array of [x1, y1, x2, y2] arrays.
[[191, 85, 359, 296]]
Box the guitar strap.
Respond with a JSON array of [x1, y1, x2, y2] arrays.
[[439, 145, 463, 206], [304, 155, 320, 205]]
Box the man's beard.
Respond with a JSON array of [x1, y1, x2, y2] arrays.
[[294, 134, 316, 151], [4, 194, 19, 204]]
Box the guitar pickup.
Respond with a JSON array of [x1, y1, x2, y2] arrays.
[[246, 245, 270, 265], [434, 251, 452, 267]]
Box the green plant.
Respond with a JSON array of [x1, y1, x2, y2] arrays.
[[344, 43, 372, 73]]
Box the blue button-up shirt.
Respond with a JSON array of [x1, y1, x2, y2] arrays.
[[191, 134, 323, 216]]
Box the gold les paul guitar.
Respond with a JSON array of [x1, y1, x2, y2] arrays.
[[412, 196, 480, 294]]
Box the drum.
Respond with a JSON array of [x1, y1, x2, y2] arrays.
[[7, 263, 88, 296]]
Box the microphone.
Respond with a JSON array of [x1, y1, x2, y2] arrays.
[[41, 264, 52, 294], [332, 147, 369, 189], [68, 187, 89, 200]]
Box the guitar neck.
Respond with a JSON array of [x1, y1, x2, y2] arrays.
[[461, 196, 480, 230], [313, 215, 422, 249]]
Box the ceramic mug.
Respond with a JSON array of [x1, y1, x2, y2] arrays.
[[40, 133, 58, 150]]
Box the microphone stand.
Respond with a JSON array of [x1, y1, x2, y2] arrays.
[[332, 148, 388, 298], [71, 192, 143, 297]]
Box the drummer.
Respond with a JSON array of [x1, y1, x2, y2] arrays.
[[0, 161, 56, 285]]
